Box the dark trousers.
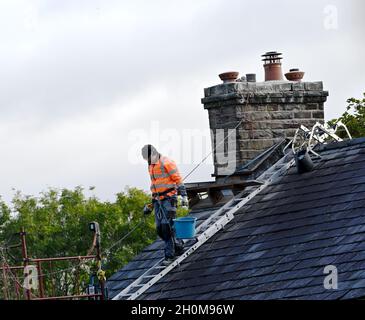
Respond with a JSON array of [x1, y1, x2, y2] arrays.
[[153, 196, 183, 258]]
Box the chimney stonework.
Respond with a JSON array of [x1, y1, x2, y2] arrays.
[[202, 80, 329, 178]]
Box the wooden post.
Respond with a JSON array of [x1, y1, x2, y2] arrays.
[[37, 261, 45, 298], [20, 228, 31, 300], [2, 265, 9, 300]]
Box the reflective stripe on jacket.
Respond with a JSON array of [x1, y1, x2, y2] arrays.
[[149, 155, 183, 198]]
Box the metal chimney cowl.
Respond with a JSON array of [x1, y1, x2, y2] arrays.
[[262, 51, 284, 81]]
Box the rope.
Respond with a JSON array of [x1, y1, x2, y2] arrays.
[[104, 218, 145, 258], [104, 92, 279, 257], [182, 93, 252, 182], [181, 92, 284, 182], [102, 93, 256, 259]]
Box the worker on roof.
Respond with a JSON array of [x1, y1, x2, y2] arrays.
[[141, 144, 189, 264]]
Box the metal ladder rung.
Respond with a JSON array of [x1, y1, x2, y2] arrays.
[[230, 200, 242, 205], [199, 218, 220, 231], [222, 207, 232, 211], [212, 215, 223, 221], [154, 266, 166, 269], [198, 207, 236, 232], [224, 206, 235, 210], [143, 274, 159, 278], [131, 284, 145, 288], [200, 223, 222, 233], [274, 164, 285, 170]]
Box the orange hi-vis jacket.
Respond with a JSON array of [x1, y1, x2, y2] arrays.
[[149, 155, 183, 199]]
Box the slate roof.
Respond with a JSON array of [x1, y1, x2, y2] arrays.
[[107, 137, 365, 300]]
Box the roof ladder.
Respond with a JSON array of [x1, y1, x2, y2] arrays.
[[112, 151, 295, 300], [289, 121, 352, 157]]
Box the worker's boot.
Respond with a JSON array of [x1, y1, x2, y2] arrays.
[[175, 243, 184, 256], [162, 256, 175, 266]]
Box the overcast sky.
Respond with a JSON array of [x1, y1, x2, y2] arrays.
[[0, 0, 364, 203]]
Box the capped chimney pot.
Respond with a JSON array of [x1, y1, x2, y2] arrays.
[[262, 51, 284, 81], [285, 68, 305, 82], [219, 71, 239, 83]]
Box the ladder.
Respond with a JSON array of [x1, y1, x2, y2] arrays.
[[112, 151, 295, 300], [290, 121, 352, 157]]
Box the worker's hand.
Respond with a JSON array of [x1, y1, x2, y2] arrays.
[[181, 196, 189, 209], [143, 203, 153, 215]]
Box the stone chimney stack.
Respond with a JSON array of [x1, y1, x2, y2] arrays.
[[202, 53, 328, 181]]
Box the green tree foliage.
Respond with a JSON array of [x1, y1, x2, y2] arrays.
[[328, 93, 365, 138], [0, 186, 171, 299]]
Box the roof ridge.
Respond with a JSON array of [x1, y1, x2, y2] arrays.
[[315, 136, 365, 152]]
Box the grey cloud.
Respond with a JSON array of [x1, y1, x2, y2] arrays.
[[0, 0, 363, 203]]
